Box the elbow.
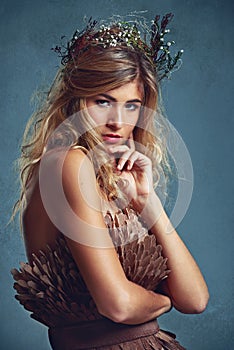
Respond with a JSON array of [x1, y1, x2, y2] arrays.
[[174, 289, 210, 315], [183, 291, 210, 314], [193, 285, 210, 314], [99, 308, 128, 324], [97, 292, 131, 323], [192, 292, 210, 314]]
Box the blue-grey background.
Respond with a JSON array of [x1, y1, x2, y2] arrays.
[[1, 0, 233, 349]]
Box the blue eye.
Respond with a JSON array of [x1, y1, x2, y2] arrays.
[[125, 103, 139, 111], [96, 99, 111, 108]]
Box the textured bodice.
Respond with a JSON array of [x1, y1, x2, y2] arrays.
[[11, 208, 170, 328]]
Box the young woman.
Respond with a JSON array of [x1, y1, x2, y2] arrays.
[[12, 15, 209, 350]]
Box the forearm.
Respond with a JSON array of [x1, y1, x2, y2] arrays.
[[126, 282, 172, 324], [66, 232, 172, 326], [139, 192, 209, 314], [100, 280, 171, 325]]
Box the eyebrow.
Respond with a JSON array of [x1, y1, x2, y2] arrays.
[[98, 93, 142, 104]]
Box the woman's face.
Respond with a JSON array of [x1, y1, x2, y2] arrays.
[[86, 80, 143, 146]]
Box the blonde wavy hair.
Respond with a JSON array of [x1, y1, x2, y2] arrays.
[[13, 36, 170, 222]]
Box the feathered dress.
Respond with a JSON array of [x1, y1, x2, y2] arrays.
[[11, 208, 186, 350]]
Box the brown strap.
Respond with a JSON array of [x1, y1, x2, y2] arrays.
[[48, 318, 159, 349]]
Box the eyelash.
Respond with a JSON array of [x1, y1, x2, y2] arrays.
[[95, 99, 140, 111], [96, 99, 110, 107], [125, 103, 139, 111]]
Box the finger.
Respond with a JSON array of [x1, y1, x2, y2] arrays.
[[126, 151, 140, 170], [117, 149, 134, 170], [126, 151, 152, 171], [108, 145, 133, 171]]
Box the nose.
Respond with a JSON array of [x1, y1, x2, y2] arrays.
[[106, 105, 123, 130]]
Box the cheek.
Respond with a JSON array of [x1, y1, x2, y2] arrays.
[[128, 113, 140, 129], [125, 123, 137, 137], [127, 113, 140, 136], [87, 107, 107, 127]]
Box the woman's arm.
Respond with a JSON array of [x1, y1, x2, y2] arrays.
[[51, 149, 171, 324], [66, 239, 171, 324], [140, 192, 209, 314], [104, 136, 209, 315]]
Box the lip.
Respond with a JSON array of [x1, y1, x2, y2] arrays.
[[102, 134, 122, 144]]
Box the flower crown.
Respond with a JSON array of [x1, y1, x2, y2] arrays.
[[52, 13, 184, 81]]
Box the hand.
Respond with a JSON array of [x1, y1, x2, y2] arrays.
[[109, 133, 154, 212]]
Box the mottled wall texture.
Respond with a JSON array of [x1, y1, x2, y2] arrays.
[[1, 0, 233, 349]]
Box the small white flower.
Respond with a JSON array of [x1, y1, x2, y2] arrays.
[[160, 46, 164, 50], [167, 42, 172, 46], [180, 49, 184, 53]]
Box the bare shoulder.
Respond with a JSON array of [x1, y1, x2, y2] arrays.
[[62, 148, 94, 174], [41, 147, 89, 169], [39, 147, 95, 185], [61, 148, 97, 191], [40, 146, 99, 207]]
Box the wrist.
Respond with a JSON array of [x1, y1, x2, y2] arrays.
[[137, 191, 164, 227], [137, 192, 174, 234]]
